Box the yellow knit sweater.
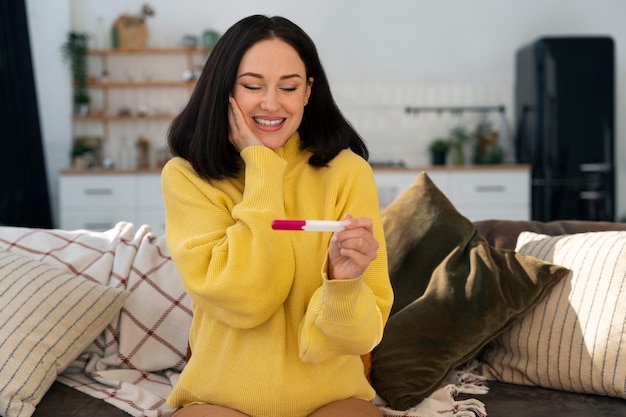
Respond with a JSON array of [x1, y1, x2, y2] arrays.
[[161, 133, 393, 417]]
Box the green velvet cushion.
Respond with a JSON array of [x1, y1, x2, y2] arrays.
[[370, 172, 570, 411]]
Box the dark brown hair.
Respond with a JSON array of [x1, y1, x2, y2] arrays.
[[167, 15, 368, 180]]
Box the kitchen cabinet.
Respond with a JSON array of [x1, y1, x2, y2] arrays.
[[58, 166, 530, 235], [59, 171, 164, 235], [374, 165, 531, 221]]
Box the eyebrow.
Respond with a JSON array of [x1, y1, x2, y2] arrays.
[[238, 72, 303, 80]]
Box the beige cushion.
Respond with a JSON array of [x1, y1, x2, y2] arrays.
[[0, 251, 129, 417], [480, 231, 626, 398], [370, 172, 569, 411]]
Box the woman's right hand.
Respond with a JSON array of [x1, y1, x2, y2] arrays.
[[228, 96, 263, 151]]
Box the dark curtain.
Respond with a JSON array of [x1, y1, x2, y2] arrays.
[[0, 0, 52, 228]]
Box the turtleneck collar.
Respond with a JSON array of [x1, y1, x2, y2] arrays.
[[273, 131, 303, 162]]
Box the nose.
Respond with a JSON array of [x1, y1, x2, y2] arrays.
[[260, 90, 280, 112]]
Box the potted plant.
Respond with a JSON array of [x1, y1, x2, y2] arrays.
[[428, 138, 450, 165], [448, 125, 471, 166], [62, 31, 90, 114], [70, 141, 94, 169], [472, 118, 504, 164]]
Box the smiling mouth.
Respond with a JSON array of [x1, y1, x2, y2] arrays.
[[254, 117, 285, 127]]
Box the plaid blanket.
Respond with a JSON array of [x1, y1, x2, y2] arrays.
[[1, 222, 189, 416], [0, 222, 486, 417]]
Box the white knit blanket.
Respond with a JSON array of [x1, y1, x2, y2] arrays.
[[374, 364, 488, 417], [0, 222, 487, 417]]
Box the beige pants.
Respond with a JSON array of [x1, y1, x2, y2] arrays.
[[171, 398, 382, 417]]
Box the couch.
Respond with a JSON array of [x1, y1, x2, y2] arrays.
[[0, 223, 189, 417], [2, 173, 626, 417], [369, 173, 626, 416], [465, 219, 626, 417]]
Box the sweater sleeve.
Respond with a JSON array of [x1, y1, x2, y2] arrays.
[[161, 150, 295, 329], [298, 158, 394, 363]]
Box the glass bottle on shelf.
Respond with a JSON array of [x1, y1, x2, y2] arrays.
[[96, 16, 107, 49], [118, 136, 134, 170], [136, 136, 150, 169]]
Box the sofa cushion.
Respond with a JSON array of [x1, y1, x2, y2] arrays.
[[474, 219, 626, 251], [457, 380, 626, 417], [370, 172, 570, 411], [480, 230, 626, 399], [33, 382, 131, 417], [0, 250, 129, 417]]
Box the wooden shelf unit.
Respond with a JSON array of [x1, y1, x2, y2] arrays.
[[71, 47, 206, 170]]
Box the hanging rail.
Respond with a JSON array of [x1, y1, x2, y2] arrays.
[[404, 105, 506, 116]]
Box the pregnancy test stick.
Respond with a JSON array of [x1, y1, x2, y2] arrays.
[[271, 220, 347, 232]]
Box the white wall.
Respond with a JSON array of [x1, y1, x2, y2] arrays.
[[27, 0, 626, 225], [26, 0, 71, 226]]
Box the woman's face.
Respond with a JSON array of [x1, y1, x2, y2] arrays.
[[232, 38, 312, 150]]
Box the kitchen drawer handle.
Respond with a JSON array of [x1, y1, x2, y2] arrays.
[[83, 188, 114, 195], [84, 222, 114, 230], [580, 191, 604, 200], [475, 185, 505, 193]]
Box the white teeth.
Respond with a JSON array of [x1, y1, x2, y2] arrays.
[[255, 118, 284, 126]]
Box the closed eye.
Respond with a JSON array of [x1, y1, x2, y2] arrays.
[[242, 85, 299, 92]]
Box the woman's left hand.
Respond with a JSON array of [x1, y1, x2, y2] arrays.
[[328, 214, 379, 280]]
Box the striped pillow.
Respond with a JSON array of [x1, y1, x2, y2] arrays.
[[0, 251, 129, 417], [480, 231, 626, 398]]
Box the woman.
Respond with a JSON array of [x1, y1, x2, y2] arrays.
[[161, 15, 393, 417]]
